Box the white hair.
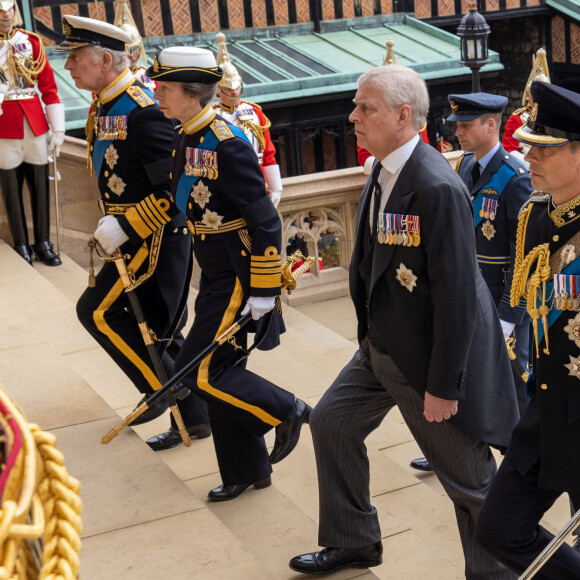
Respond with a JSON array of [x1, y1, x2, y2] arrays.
[[89, 45, 129, 74], [358, 65, 429, 132]]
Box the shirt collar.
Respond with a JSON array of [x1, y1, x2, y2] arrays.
[[183, 104, 216, 135], [99, 69, 135, 104], [379, 133, 420, 175], [476, 141, 500, 170]]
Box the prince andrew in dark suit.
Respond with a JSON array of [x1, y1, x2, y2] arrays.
[[289, 65, 520, 578]]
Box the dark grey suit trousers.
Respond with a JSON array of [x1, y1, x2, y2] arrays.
[[310, 337, 516, 579]]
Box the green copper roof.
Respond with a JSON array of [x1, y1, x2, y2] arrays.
[[47, 13, 502, 131], [545, 0, 580, 22]]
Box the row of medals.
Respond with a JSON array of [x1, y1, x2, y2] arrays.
[[377, 229, 421, 246], [553, 295, 580, 311], [184, 163, 218, 180]]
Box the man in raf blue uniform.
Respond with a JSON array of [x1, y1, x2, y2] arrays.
[[56, 16, 210, 435], [125, 47, 311, 500], [476, 81, 580, 579], [410, 93, 532, 472]]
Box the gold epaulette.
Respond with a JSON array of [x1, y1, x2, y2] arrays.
[[251, 246, 282, 289], [127, 85, 155, 108], [211, 119, 235, 141], [241, 99, 262, 111], [512, 106, 529, 116]]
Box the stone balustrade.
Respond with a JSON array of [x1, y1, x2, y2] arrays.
[[0, 135, 462, 304]]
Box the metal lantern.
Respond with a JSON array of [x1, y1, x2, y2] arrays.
[[457, 1, 491, 92]]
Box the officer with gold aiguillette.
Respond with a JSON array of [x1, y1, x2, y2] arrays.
[[143, 47, 311, 500], [476, 80, 580, 579], [0, 0, 64, 266], [56, 16, 209, 436]]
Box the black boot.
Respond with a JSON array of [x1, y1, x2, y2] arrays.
[[0, 166, 33, 265], [23, 163, 61, 266]]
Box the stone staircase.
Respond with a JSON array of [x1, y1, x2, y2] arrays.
[[0, 239, 573, 579]]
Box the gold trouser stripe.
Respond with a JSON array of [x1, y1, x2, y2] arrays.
[[197, 278, 281, 426], [93, 244, 162, 390]]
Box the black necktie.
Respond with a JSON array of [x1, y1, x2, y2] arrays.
[[371, 162, 382, 240], [471, 162, 481, 186]]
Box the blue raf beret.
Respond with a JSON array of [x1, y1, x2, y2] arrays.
[[446, 92, 508, 122]]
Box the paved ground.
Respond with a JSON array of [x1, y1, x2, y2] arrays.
[[0, 239, 573, 579]]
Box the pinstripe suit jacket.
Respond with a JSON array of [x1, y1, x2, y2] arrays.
[[351, 139, 519, 448]]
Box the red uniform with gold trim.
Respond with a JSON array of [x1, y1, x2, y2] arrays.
[[0, 28, 59, 139], [213, 99, 276, 176], [502, 107, 529, 154]]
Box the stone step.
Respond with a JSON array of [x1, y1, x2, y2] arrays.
[[3, 240, 574, 579]]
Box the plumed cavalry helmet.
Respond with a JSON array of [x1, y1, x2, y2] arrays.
[[523, 48, 551, 107], [114, 0, 146, 63], [216, 31, 243, 92], [0, 0, 23, 27]]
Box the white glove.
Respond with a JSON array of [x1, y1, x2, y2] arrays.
[[263, 164, 283, 208], [49, 131, 65, 157], [269, 190, 282, 208], [241, 296, 276, 320], [94, 215, 129, 254], [500, 319, 515, 342], [363, 155, 376, 175]]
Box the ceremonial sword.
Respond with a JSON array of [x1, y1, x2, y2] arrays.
[[89, 237, 191, 447], [102, 251, 315, 444]]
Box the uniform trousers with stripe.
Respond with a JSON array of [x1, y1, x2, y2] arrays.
[[175, 238, 295, 485], [76, 239, 209, 426], [310, 336, 516, 580]]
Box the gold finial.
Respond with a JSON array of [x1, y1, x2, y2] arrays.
[[523, 48, 551, 107], [114, 0, 146, 66], [383, 39, 397, 66]]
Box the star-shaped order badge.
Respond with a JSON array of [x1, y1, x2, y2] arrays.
[[395, 263, 417, 293], [565, 354, 580, 381], [481, 219, 496, 241], [104, 144, 119, 170], [201, 209, 223, 230], [191, 180, 212, 208], [564, 313, 580, 348], [107, 174, 126, 197]]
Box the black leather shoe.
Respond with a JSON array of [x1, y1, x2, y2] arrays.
[[14, 244, 33, 266], [208, 475, 272, 502], [410, 457, 432, 472], [269, 398, 312, 464], [34, 240, 61, 266], [289, 541, 383, 574], [146, 423, 211, 451]]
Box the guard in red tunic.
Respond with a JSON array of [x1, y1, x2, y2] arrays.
[[0, 0, 64, 265], [212, 32, 283, 208]]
